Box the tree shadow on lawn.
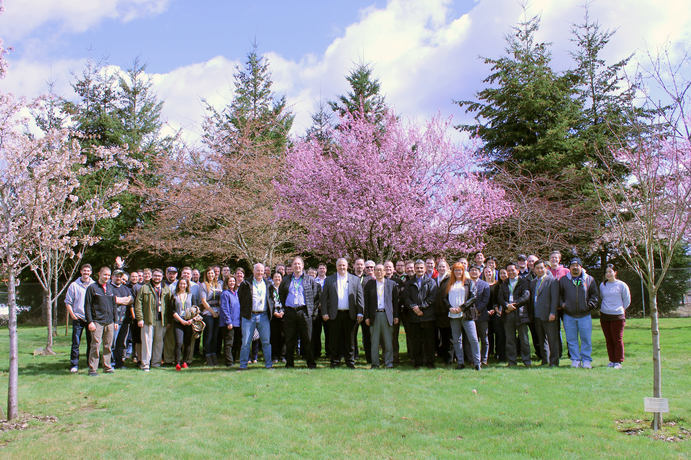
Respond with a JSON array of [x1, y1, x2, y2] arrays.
[[20, 360, 72, 376], [626, 322, 691, 330]]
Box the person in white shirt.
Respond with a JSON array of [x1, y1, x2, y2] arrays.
[[364, 264, 399, 368], [599, 264, 631, 369], [321, 258, 363, 368], [237, 263, 273, 369]]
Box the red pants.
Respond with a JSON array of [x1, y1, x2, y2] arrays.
[[600, 318, 625, 363]]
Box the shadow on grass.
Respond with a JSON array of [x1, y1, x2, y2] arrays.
[[626, 323, 691, 330], [20, 360, 72, 376], [17, 359, 515, 375]]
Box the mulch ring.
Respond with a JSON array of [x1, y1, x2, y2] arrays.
[[0, 415, 58, 434], [616, 419, 690, 442]]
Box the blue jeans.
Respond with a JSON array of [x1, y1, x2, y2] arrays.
[[239, 313, 272, 368], [70, 318, 91, 368], [450, 318, 481, 366], [563, 313, 592, 364]]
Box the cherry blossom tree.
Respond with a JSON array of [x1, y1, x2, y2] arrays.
[[591, 51, 690, 430], [278, 112, 511, 261], [1, 90, 126, 418], [27, 97, 128, 355]]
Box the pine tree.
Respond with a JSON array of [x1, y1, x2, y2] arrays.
[[117, 58, 168, 157], [205, 44, 293, 157], [64, 59, 171, 268], [570, 9, 650, 175], [329, 63, 388, 124], [456, 14, 583, 175]]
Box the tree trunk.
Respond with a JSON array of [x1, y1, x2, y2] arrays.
[[7, 267, 19, 420], [52, 261, 59, 337], [42, 288, 54, 354], [649, 289, 663, 430]]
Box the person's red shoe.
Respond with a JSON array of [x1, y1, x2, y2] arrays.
[[175, 364, 181, 371], [182, 362, 188, 369]]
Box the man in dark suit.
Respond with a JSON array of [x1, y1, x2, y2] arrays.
[[278, 256, 321, 368], [237, 263, 274, 369], [321, 258, 364, 368], [498, 262, 532, 367], [384, 260, 404, 364], [404, 259, 438, 368], [364, 264, 399, 368], [530, 259, 560, 366]]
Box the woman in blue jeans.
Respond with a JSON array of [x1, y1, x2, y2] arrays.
[[441, 262, 481, 370], [199, 267, 223, 366]]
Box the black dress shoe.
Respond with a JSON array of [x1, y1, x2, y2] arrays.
[[456, 364, 465, 370], [474, 364, 481, 371]]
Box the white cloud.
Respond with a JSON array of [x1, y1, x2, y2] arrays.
[[149, 56, 240, 145], [0, 0, 170, 40], [0, 57, 85, 99], [2, 0, 689, 146]]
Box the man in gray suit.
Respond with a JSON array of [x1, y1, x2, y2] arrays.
[[364, 264, 399, 368], [321, 258, 364, 368], [530, 260, 560, 367]]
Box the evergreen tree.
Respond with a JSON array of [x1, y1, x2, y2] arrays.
[[570, 10, 650, 174], [117, 58, 169, 157], [64, 61, 123, 149], [456, 14, 583, 175], [306, 100, 333, 142], [63, 59, 171, 268], [329, 63, 388, 124], [205, 44, 293, 157]]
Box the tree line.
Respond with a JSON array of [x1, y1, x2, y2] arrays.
[[1, 9, 689, 427]]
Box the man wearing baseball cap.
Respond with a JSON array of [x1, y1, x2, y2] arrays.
[[558, 258, 600, 368]]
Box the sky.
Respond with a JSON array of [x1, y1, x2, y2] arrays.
[[1, 0, 689, 144]]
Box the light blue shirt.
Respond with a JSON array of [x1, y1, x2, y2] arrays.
[[285, 275, 305, 307]]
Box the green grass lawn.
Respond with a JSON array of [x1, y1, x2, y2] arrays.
[[0, 318, 689, 459]]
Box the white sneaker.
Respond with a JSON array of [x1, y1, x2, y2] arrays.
[[571, 360, 581, 368], [69, 366, 78, 373], [582, 361, 592, 369], [613, 363, 622, 369], [607, 362, 614, 368]]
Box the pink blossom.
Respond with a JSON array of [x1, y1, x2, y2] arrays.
[[277, 111, 511, 260]]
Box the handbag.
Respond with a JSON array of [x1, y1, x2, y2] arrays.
[[461, 294, 479, 321]]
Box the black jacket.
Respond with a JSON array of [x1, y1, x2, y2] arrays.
[[321, 273, 364, 320], [84, 282, 116, 325], [497, 277, 531, 324], [403, 275, 437, 323], [238, 278, 274, 320], [438, 277, 473, 321]]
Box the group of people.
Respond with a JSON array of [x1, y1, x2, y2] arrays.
[[65, 251, 631, 376]]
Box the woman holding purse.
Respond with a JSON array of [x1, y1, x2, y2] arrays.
[[441, 262, 481, 370]]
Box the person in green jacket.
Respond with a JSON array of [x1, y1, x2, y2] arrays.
[[135, 268, 172, 371]]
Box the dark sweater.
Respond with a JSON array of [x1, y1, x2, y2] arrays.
[[85, 282, 116, 325]]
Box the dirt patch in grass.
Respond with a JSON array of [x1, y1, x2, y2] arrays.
[[0, 414, 58, 434], [616, 419, 690, 442]]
